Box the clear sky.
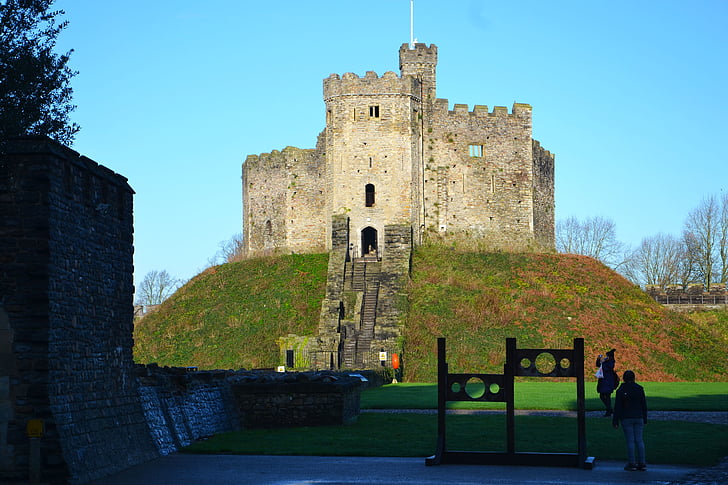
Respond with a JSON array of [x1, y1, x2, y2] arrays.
[[53, 0, 727, 291]]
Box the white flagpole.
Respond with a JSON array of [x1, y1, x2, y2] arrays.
[[410, 0, 414, 49]]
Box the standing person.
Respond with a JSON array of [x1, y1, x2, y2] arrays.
[[595, 348, 617, 416], [612, 370, 648, 471]]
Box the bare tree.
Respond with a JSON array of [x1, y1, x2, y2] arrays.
[[678, 230, 700, 287], [684, 196, 719, 288], [135, 270, 182, 306], [719, 192, 728, 284], [556, 215, 626, 269], [207, 233, 245, 267], [623, 233, 685, 288]]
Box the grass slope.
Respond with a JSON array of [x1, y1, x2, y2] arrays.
[[133, 253, 328, 369], [402, 246, 727, 382], [133, 247, 727, 382]]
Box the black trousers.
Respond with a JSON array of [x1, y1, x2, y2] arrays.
[[599, 392, 613, 413]]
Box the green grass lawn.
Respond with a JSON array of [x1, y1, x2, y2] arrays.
[[182, 382, 728, 466], [361, 382, 728, 411]]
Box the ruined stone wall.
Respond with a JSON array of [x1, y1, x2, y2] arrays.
[[242, 139, 327, 258], [0, 137, 158, 483], [421, 101, 550, 251], [532, 140, 556, 249], [230, 373, 361, 428], [136, 366, 240, 456], [372, 224, 412, 351]]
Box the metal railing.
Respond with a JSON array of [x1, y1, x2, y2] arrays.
[[651, 294, 728, 305], [282, 349, 387, 371]]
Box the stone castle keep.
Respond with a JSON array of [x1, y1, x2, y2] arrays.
[[242, 43, 555, 258], [243, 44, 555, 369]]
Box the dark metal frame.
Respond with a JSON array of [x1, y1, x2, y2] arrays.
[[425, 337, 595, 469]]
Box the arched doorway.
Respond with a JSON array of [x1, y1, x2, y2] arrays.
[[361, 227, 378, 258]]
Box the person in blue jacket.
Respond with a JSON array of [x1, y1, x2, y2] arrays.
[[596, 348, 617, 416], [612, 370, 648, 471]]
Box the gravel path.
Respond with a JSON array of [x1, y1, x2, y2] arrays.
[[362, 408, 728, 425]]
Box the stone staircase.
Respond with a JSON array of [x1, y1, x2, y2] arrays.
[[308, 217, 412, 371], [341, 259, 380, 368]]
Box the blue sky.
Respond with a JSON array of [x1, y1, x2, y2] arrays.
[[53, 0, 727, 291]]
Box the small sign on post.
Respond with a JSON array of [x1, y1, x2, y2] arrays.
[[27, 419, 44, 484], [26, 419, 44, 438]]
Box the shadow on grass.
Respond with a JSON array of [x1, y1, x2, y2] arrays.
[[183, 413, 728, 467]]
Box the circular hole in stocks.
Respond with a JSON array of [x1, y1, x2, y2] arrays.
[[465, 377, 485, 399], [535, 352, 557, 374]]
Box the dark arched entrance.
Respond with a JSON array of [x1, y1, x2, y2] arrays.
[[361, 226, 378, 257]]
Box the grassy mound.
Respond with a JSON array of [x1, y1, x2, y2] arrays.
[[133, 253, 328, 369], [402, 246, 726, 382], [133, 247, 727, 381]]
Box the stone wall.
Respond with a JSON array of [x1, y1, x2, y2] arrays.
[[242, 138, 327, 258], [0, 137, 158, 483], [136, 366, 240, 456], [646, 283, 727, 307], [229, 371, 361, 428]]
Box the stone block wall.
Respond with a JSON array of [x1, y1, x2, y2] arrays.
[[646, 283, 727, 307], [229, 372, 361, 428], [136, 366, 240, 456], [421, 100, 553, 251], [242, 140, 327, 258], [0, 137, 158, 483]]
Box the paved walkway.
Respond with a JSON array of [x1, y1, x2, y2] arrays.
[[91, 454, 707, 485]]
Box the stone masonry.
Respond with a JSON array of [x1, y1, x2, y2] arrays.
[[0, 137, 159, 483]]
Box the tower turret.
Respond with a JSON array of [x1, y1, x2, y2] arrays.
[[399, 43, 437, 101]]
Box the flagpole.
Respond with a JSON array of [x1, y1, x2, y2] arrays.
[[410, 0, 415, 49]]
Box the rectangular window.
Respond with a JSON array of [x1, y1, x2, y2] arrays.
[[469, 144, 484, 157], [369, 105, 380, 118]]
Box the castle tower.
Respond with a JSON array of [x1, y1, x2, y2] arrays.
[[323, 66, 424, 258], [399, 43, 438, 103]]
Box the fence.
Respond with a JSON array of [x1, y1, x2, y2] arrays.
[[650, 294, 728, 305]]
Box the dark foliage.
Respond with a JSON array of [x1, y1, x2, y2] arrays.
[[0, 0, 79, 146]]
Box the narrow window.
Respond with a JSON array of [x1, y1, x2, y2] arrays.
[[490, 175, 495, 193], [369, 105, 380, 118], [365, 184, 375, 207], [469, 144, 484, 157], [265, 220, 272, 236]]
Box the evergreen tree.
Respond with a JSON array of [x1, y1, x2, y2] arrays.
[[0, 0, 79, 146]]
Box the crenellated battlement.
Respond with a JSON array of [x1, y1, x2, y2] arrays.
[[432, 98, 532, 119], [398, 42, 438, 71], [323, 70, 419, 101]]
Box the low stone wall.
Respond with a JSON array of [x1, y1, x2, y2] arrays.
[[137, 366, 363, 455], [229, 372, 362, 428], [136, 365, 241, 456]]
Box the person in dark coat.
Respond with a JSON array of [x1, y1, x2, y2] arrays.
[[612, 370, 648, 471], [596, 348, 617, 416]]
